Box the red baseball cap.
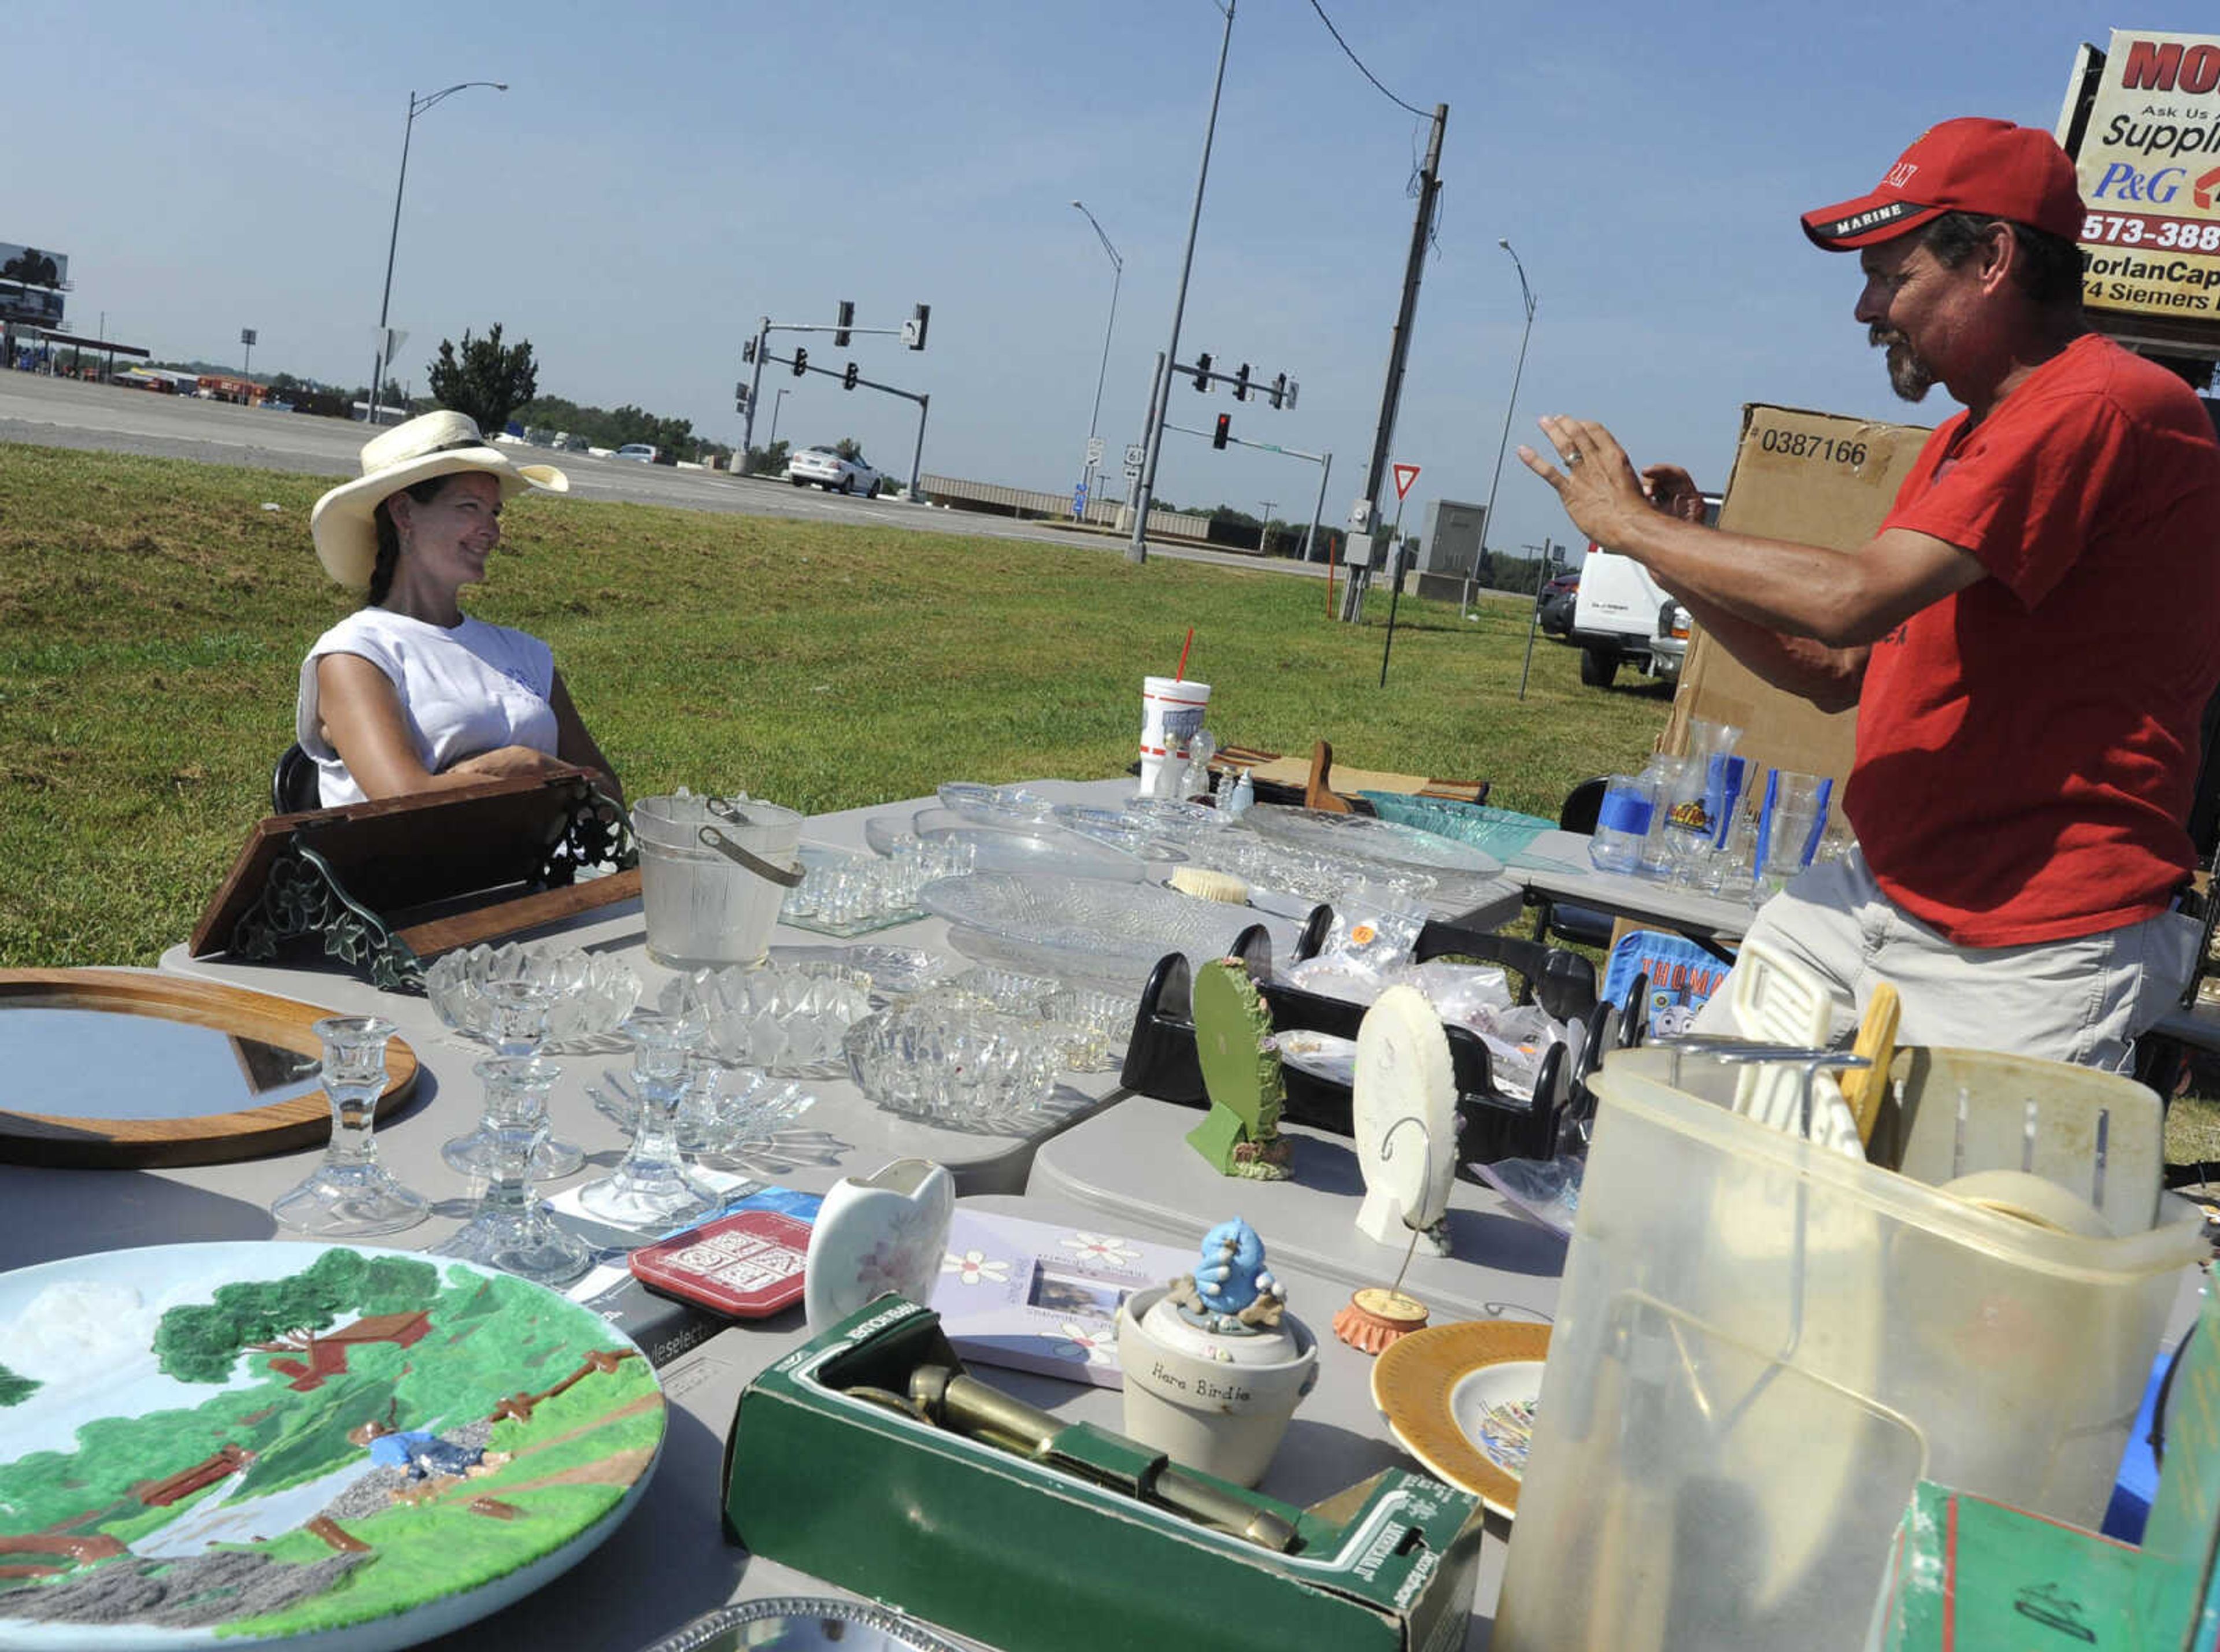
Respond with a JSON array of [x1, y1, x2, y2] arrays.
[[1801, 117, 2086, 250]]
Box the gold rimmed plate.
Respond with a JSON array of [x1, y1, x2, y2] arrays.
[[1371, 1318, 1550, 1517]]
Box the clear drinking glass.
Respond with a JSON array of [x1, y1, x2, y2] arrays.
[[270, 1015, 428, 1237], [435, 1056, 591, 1287], [576, 1010, 718, 1231]]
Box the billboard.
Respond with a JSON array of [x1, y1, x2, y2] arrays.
[[0, 283, 65, 328], [2071, 30, 2220, 332], [0, 244, 66, 288]]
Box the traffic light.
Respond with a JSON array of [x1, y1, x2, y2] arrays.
[[1192, 353, 1212, 391], [903, 302, 931, 350], [791, 347, 808, 377], [734, 381, 750, 411], [1233, 362, 1250, 402], [834, 299, 854, 347], [1213, 413, 1231, 450], [842, 361, 859, 391], [1285, 378, 1299, 410], [741, 338, 757, 364], [1270, 372, 1286, 410]]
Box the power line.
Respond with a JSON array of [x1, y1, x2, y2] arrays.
[[1306, 0, 1430, 120]]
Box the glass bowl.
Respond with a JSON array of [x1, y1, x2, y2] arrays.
[[424, 942, 641, 1049], [842, 993, 1070, 1132], [660, 961, 875, 1074]]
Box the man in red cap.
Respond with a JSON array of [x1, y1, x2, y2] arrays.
[[1520, 117, 2220, 1071]]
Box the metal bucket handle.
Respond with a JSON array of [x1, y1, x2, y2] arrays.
[[696, 824, 805, 888]]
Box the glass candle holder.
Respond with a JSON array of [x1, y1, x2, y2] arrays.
[[442, 1054, 579, 1182], [474, 979, 583, 1176], [270, 1015, 428, 1237], [576, 1010, 718, 1231], [435, 1056, 591, 1287]]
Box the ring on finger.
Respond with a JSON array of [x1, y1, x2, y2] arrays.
[[1562, 448, 1582, 467]]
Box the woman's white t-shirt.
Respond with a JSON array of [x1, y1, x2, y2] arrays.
[[297, 609, 558, 807]]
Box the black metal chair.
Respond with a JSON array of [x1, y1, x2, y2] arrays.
[[1532, 776, 1616, 948], [271, 742, 321, 814]]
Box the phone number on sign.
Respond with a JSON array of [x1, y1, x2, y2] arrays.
[[1759, 429, 1867, 466], [2082, 213, 2220, 253]]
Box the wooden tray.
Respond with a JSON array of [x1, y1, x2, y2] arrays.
[[0, 969, 417, 1168]]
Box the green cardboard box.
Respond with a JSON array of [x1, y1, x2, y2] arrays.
[[1864, 1288, 2220, 1650], [723, 1298, 1485, 1652]]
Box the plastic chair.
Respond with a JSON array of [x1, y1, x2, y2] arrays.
[[1532, 777, 1616, 947], [271, 742, 321, 814]]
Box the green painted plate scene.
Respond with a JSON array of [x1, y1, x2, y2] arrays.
[[0, 1240, 664, 1649]]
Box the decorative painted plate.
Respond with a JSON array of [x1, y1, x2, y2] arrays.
[[0, 1240, 665, 1649], [1371, 1318, 1550, 1518]]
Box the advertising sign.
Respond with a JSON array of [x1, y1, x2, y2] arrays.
[[2073, 30, 2220, 329], [0, 283, 65, 327], [0, 244, 66, 288]]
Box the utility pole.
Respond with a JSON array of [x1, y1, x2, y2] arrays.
[[1128, 0, 1236, 566], [1341, 101, 1446, 621], [1257, 500, 1276, 555]]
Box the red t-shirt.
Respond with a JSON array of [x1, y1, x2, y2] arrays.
[[1847, 333, 2220, 946]]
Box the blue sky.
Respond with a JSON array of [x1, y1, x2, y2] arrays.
[[10, 2, 2214, 558]]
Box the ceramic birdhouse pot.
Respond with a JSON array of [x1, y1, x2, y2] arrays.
[[802, 1157, 955, 1331], [1113, 1218, 1319, 1487]]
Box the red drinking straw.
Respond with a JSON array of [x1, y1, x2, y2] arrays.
[[1176, 627, 1194, 681]]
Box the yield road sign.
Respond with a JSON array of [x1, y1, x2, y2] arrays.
[[1392, 462, 1421, 502]]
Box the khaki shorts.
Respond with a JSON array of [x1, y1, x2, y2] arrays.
[[1689, 850, 2196, 1074]]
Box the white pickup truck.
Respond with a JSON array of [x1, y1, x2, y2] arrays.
[[1559, 495, 1719, 688]]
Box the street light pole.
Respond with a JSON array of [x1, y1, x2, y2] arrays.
[[1071, 199, 1123, 517], [368, 80, 506, 427], [768, 387, 790, 453], [1127, 0, 1235, 565], [1463, 238, 1536, 620]]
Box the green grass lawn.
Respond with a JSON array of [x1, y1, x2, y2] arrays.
[[0, 441, 1673, 968]]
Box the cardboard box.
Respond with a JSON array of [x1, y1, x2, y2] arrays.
[[1863, 1286, 2220, 1650], [723, 1298, 1486, 1652], [1663, 403, 1931, 788]]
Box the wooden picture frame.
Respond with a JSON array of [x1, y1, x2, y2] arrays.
[[0, 969, 419, 1168]]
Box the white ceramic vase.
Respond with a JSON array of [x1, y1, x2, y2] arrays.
[[803, 1157, 956, 1331]]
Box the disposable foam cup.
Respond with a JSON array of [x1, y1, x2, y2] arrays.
[[1138, 676, 1211, 796]]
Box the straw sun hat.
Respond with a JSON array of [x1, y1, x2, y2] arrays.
[[310, 409, 569, 591]]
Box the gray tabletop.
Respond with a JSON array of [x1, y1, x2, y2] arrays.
[[1027, 1098, 1567, 1324], [1509, 828, 1756, 950], [0, 779, 1548, 1648]]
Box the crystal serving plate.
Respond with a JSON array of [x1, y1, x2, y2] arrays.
[[920, 872, 1278, 981], [1243, 803, 1505, 876], [1175, 829, 1435, 910], [908, 813, 1147, 882], [660, 961, 875, 1074], [935, 781, 1059, 825], [424, 942, 642, 1049]]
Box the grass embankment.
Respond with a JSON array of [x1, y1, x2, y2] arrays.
[[0, 441, 1667, 967]]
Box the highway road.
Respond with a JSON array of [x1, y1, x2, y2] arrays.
[[0, 372, 1327, 579]]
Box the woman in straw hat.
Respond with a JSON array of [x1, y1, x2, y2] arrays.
[[296, 410, 620, 808]]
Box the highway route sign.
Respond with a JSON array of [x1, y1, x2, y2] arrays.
[[1086, 437, 1105, 466]]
